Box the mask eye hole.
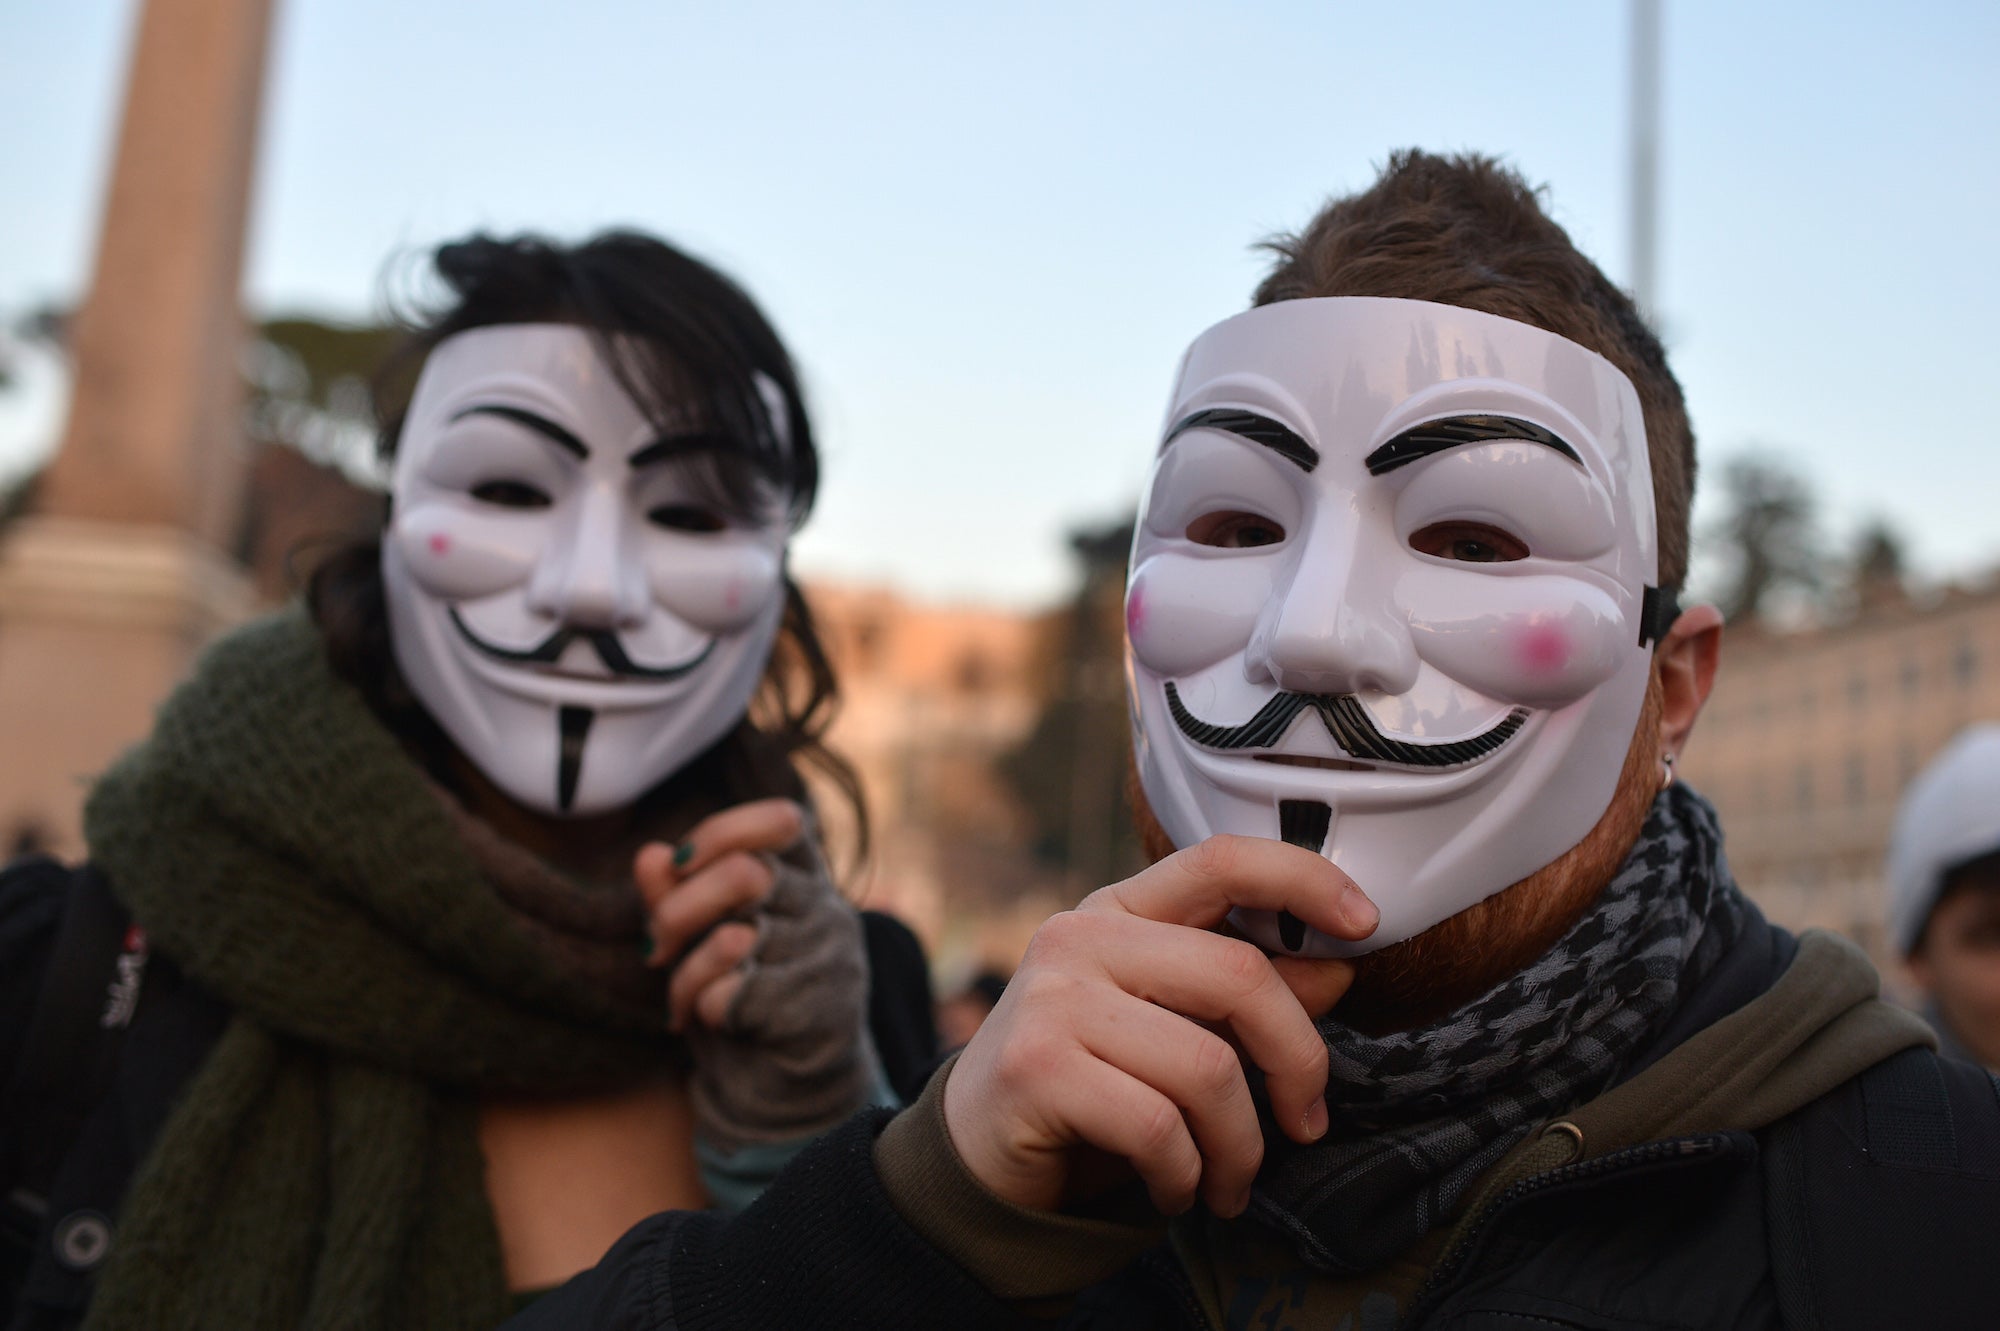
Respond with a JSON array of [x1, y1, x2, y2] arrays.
[[647, 503, 727, 533], [1409, 521, 1529, 563], [470, 479, 552, 509], [1186, 511, 1286, 549]]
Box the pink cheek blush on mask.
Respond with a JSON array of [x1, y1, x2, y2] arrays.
[[1515, 622, 1573, 676]]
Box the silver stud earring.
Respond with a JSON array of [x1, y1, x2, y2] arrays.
[[1660, 752, 1677, 791]]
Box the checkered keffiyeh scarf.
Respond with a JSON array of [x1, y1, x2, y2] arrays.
[[1252, 783, 1746, 1275]]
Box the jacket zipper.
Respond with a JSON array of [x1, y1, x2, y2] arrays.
[[1134, 1245, 1220, 1330], [1398, 1134, 1730, 1328]]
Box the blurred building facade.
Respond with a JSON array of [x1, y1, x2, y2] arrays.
[[805, 582, 1064, 976], [0, 441, 370, 855], [1681, 580, 2000, 962], [997, 519, 1148, 898]]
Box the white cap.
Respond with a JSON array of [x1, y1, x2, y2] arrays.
[[1886, 724, 2000, 955]]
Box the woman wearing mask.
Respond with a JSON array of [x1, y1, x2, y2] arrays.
[[0, 231, 933, 1329]]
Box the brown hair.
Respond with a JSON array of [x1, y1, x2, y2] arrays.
[[1253, 150, 1695, 589]]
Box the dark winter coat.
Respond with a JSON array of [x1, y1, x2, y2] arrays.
[[0, 859, 939, 1331], [505, 916, 2000, 1331]]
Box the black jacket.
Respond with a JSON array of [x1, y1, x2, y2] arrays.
[[0, 857, 940, 1331], [503, 917, 2000, 1331], [503, 1048, 2000, 1331]]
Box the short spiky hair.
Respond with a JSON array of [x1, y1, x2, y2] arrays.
[[1254, 150, 1694, 589]]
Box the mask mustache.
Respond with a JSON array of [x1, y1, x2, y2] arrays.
[[1164, 681, 1527, 768], [449, 609, 715, 681]]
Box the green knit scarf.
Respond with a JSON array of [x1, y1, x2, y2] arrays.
[[80, 609, 680, 1330]]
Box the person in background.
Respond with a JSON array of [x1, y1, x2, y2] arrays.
[[0, 231, 933, 1330], [937, 968, 1011, 1049], [1887, 723, 2000, 1069]]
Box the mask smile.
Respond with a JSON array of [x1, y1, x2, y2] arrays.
[[448, 608, 717, 682], [1163, 681, 1528, 769]]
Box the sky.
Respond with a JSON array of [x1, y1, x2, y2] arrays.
[[2, 1, 1996, 608]]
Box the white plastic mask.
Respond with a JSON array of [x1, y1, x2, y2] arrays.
[[383, 324, 790, 816], [1127, 297, 1669, 957]]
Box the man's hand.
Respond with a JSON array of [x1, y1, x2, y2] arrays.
[[942, 835, 1377, 1219]]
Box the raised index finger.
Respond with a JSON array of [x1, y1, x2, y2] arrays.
[[675, 798, 807, 877], [632, 799, 806, 913], [1085, 834, 1378, 944]]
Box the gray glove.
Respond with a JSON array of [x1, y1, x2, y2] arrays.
[[685, 843, 880, 1156]]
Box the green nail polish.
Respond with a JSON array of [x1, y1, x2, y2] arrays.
[[672, 842, 695, 868]]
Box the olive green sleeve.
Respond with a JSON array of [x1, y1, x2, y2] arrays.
[[873, 1053, 1167, 1304]]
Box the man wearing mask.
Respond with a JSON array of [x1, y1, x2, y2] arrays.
[[513, 154, 2000, 1331]]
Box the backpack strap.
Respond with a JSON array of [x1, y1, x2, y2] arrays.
[[4, 865, 232, 1326], [1, 863, 138, 1240]]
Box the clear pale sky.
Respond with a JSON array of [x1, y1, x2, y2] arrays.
[[2, 2, 1995, 607]]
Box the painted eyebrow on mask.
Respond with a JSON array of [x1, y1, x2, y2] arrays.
[[1163, 408, 1319, 473], [626, 432, 737, 470], [1364, 414, 1582, 476], [449, 404, 588, 459]]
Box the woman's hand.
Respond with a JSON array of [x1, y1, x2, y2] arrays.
[[635, 799, 874, 1153], [636, 798, 806, 1033], [941, 835, 1376, 1218]]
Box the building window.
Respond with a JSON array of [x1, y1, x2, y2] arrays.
[[852, 618, 884, 671], [955, 649, 991, 696]]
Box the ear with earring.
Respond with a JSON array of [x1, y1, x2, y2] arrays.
[[1660, 751, 1676, 791]]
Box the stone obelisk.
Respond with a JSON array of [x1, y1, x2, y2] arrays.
[[0, 0, 276, 855]]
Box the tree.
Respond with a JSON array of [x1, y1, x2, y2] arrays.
[[246, 316, 399, 477], [231, 316, 394, 595], [0, 467, 40, 535], [0, 306, 71, 395], [0, 309, 388, 561], [0, 308, 70, 521], [1705, 454, 1823, 624], [1847, 518, 1908, 613], [1001, 516, 1147, 894]]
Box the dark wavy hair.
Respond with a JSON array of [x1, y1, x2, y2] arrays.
[[308, 231, 867, 865]]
